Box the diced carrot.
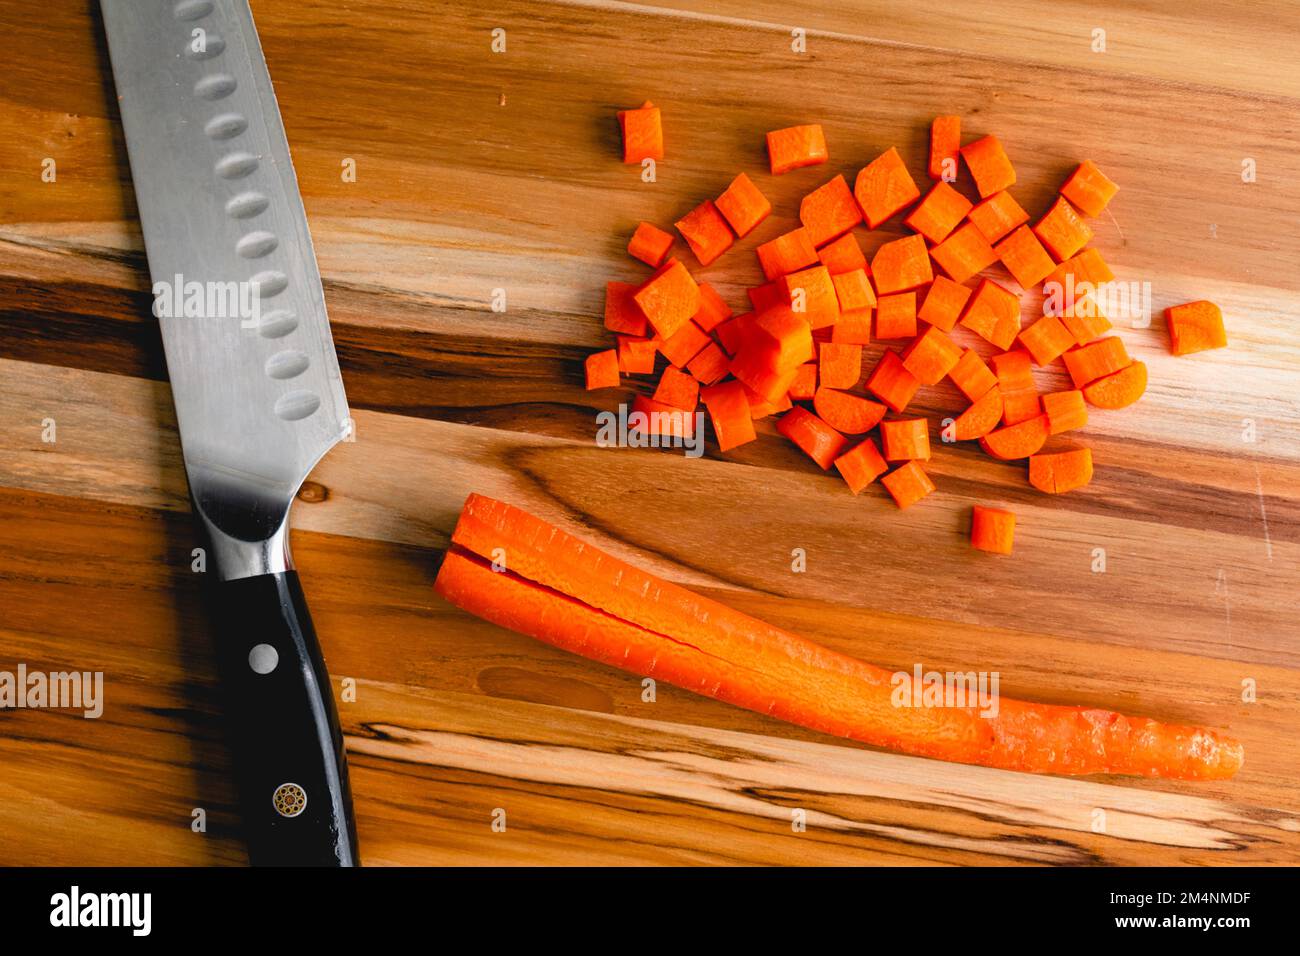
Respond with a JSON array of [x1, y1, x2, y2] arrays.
[[1165, 301, 1227, 356], [789, 362, 818, 400], [756, 227, 819, 281], [819, 342, 862, 388], [995, 225, 1057, 289], [901, 325, 962, 385], [1017, 314, 1076, 365], [604, 280, 649, 336], [1001, 389, 1041, 426], [1062, 336, 1130, 387], [686, 341, 729, 385], [1028, 448, 1094, 494], [1033, 197, 1094, 262], [833, 438, 889, 493], [800, 174, 863, 246], [628, 222, 674, 267], [1060, 160, 1118, 218], [751, 306, 816, 371], [778, 407, 848, 470], [948, 348, 997, 401], [744, 384, 793, 419], [731, 350, 801, 406], [865, 349, 920, 412], [880, 418, 930, 461], [1083, 360, 1148, 409], [700, 379, 757, 451], [918, 275, 972, 332], [904, 181, 973, 244], [714, 312, 753, 355], [692, 282, 732, 332], [875, 292, 917, 339], [585, 349, 620, 390], [1042, 389, 1088, 434], [675, 200, 735, 266], [967, 190, 1029, 243], [959, 278, 1021, 350], [831, 267, 876, 314], [990, 349, 1034, 390], [881, 460, 936, 509], [960, 134, 1016, 198], [631, 393, 695, 438], [854, 146, 921, 229], [618, 101, 663, 163], [953, 386, 1003, 440], [930, 221, 998, 284], [1045, 249, 1115, 302], [813, 388, 887, 434], [785, 265, 841, 329], [970, 505, 1015, 555], [658, 319, 711, 368], [817, 232, 868, 275], [748, 280, 788, 314], [653, 365, 700, 410], [928, 115, 961, 181], [767, 124, 828, 175], [715, 172, 772, 237], [871, 234, 933, 294], [1056, 292, 1113, 345], [616, 334, 658, 374], [979, 414, 1049, 460], [635, 259, 700, 339]]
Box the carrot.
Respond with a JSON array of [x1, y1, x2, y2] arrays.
[[584, 349, 620, 390], [692, 282, 732, 332], [881, 460, 935, 509], [816, 342, 860, 389], [989, 349, 1032, 390], [865, 349, 920, 413], [730, 348, 800, 406], [918, 275, 972, 333], [959, 278, 1021, 350], [713, 312, 752, 356], [901, 325, 962, 385], [747, 280, 788, 315], [1055, 291, 1113, 345], [604, 280, 649, 336], [817, 231, 868, 275], [871, 234, 933, 294], [627, 221, 674, 267], [970, 505, 1015, 555], [778, 407, 848, 469], [799, 174, 863, 246], [1033, 197, 1094, 262], [700, 379, 757, 451], [631, 394, 695, 438], [715, 172, 772, 237], [634, 259, 700, 339], [653, 365, 700, 411], [995, 225, 1057, 289], [903, 181, 973, 244], [1017, 314, 1076, 365], [658, 319, 710, 368], [766, 124, 828, 175], [1001, 389, 1041, 426], [1042, 389, 1088, 434], [960, 134, 1016, 198], [1165, 301, 1227, 355], [1062, 336, 1130, 388], [675, 199, 735, 266], [785, 265, 841, 329], [788, 362, 818, 400], [1083, 360, 1148, 409], [813, 388, 886, 434], [928, 115, 961, 181], [930, 221, 999, 285], [875, 292, 917, 340], [1060, 159, 1119, 218], [1045, 248, 1115, 299], [854, 146, 921, 229], [831, 267, 876, 316], [617, 101, 663, 163], [833, 437, 889, 493], [756, 227, 819, 281], [831, 309, 872, 345], [967, 190, 1029, 243], [1029, 447, 1094, 494], [948, 349, 997, 401], [686, 341, 729, 385], [616, 334, 657, 375], [979, 414, 1049, 460], [751, 306, 815, 370], [744, 384, 792, 419], [880, 418, 930, 461], [953, 386, 1003, 440], [437, 495, 1244, 778]]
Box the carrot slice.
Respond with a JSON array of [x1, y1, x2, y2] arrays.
[[618, 101, 663, 163], [1042, 389, 1088, 434], [953, 386, 1003, 440], [979, 414, 1048, 460], [1017, 314, 1076, 365], [875, 292, 917, 340], [766, 124, 828, 175], [715, 172, 772, 237], [871, 234, 933, 294], [616, 334, 657, 375], [652, 365, 699, 411], [901, 325, 962, 385], [675, 199, 735, 266], [880, 418, 930, 461], [881, 460, 935, 509], [960, 134, 1016, 198], [865, 349, 920, 412], [930, 221, 998, 284], [959, 278, 1021, 350], [756, 227, 819, 281], [995, 225, 1057, 289], [1062, 336, 1130, 387], [686, 341, 729, 385], [778, 407, 848, 469], [628, 221, 674, 267], [785, 265, 841, 329], [701, 379, 757, 451], [800, 174, 863, 246], [928, 115, 961, 181], [691, 282, 732, 332], [604, 280, 650, 336], [1033, 197, 1094, 262], [833, 438, 889, 493], [1083, 360, 1148, 409], [818, 342, 862, 389], [948, 349, 997, 402], [817, 232, 868, 275], [813, 388, 887, 434], [903, 181, 972, 244], [967, 190, 1029, 243], [970, 505, 1015, 554], [1165, 301, 1227, 356], [1029, 448, 1094, 494], [917, 275, 971, 332], [1060, 159, 1118, 218], [658, 319, 710, 368], [585, 349, 620, 390], [854, 147, 921, 229], [631, 394, 695, 438], [635, 259, 700, 339]]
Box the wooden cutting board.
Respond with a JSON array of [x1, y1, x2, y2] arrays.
[[1, 0, 1298, 866]]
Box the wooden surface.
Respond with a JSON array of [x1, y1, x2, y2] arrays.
[[1, 0, 1299, 866]]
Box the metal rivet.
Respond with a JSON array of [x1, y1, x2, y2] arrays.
[[272, 782, 307, 818], [248, 643, 279, 674]]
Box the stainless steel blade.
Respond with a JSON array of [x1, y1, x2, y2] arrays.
[[101, 0, 349, 578]]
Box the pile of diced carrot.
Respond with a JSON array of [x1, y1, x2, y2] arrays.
[[589, 108, 1229, 555]]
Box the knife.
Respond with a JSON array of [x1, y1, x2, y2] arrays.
[[100, 0, 358, 866]]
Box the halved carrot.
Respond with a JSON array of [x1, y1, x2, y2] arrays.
[[675, 199, 735, 266], [995, 225, 1057, 289], [692, 282, 732, 332], [953, 386, 1003, 440], [631, 394, 695, 438], [875, 292, 917, 339], [904, 181, 972, 244], [871, 234, 933, 294], [1042, 389, 1088, 434], [901, 325, 962, 385], [756, 227, 819, 281], [930, 221, 999, 284], [1060, 160, 1118, 218], [1083, 360, 1148, 408], [1062, 336, 1130, 388], [928, 115, 961, 181], [652, 365, 699, 411], [785, 265, 841, 329], [959, 278, 1021, 350], [1033, 197, 1094, 262], [1029, 448, 1094, 494], [1165, 301, 1227, 356], [818, 342, 862, 388], [701, 379, 757, 451], [715, 172, 772, 237], [970, 505, 1015, 554], [658, 319, 710, 368], [979, 414, 1049, 460], [833, 438, 889, 493], [948, 349, 997, 401], [686, 341, 729, 385], [628, 221, 674, 267], [854, 146, 921, 228], [960, 134, 1016, 197], [635, 259, 700, 339], [918, 275, 972, 333], [813, 388, 887, 434], [1017, 314, 1076, 365], [967, 190, 1029, 243], [616, 334, 658, 375], [767, 124, 828, 175], [778, 407, 848, 469], [800, 174, 863, 246], [585, 349, 620, 390], [604, 280, 650, 336], [618, 101, 663, 163], [880, 418, 931, 461], [881, 460, 935, 509], [865, 349, 920, 413]]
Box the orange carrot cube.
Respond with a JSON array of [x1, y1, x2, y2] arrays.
[[700, 380, 757, 451], [658, 319, 710, 368], [789, 362, 818, 400], [904, 181, 973, 244], [715, 172, 771, 237], [756, 227, 819, 281], [800, 174, 863, 246], [960, 134, 1016, 198], [834, 438, 889, 494], [604, 280, 649, 336], [854, 146, 921, 228], [948, 349, 997, 401], [1060, 160, 1119, 218], [1165, 301, 1227, 356], [585, 349, 620, 390], [967, 190, 1029, 243], [928, 115, 961, 181], [675, 200, 735, 266], [1017, 314, 1076, 365], [819, 342, 862, 389], [628, 221, 674, 267], [785, 265, 841, 329], [918, 275, 972, 332], [1042, 389, 1088, 434], [881, 418, 931, 461], [995, 225, 1057, 289], [1033, 197, 1094, 262], [686, 341, 729, 385], [777, 407, 847, 470], [871, 234, 933, 294], [767, 124, 828, 175], [865, 349, 920, 413], [970, 505, 1015, 554], [881, 460, 936, 509], [901, 325, 962, 385], [618, 101, 663, 163], [653, 365, 700, 410], [692, 282, 732, 332], [616, 334, 658, 375], [959, 278, 1021, 350], [831, 268, 877, 315], [817, 231, 868, 275], [1062, 336, 1131, 387], [930, 221, 998, 284], [875, 292, 917, 339], [635, 259, 700, 339]]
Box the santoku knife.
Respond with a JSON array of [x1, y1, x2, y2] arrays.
[[100, 0, 358, 865]]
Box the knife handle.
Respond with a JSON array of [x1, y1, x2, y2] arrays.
[[212, 571, 359, 866]]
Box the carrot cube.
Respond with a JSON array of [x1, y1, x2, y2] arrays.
[[767, 124, 828, 176], [1001, 389, 1041, 426], [585, 349, 620, 390], [1060, 160, 1119, 218], [616, 334, 658, 375], [686, 341, 729, 385], [628, 222, 674, 267], [918, 275, 972, 332], [1062, 336, 1131, 387], [881, 418, 931, 461], [653, 365, 700, 410], [871, 234, 933, 294], [744, 384, 793, 419], [604, 280, 649, 336], [675, 200, 735, 266], [1017, 313, 1076, 365], [960, 134, 1016, 198], [970, 505, 1015, 554], [967, 191, 1029, 243], [854, 146, 921, 229], [1033, 197, 1094, 262], [819, 342, 862, 389], [700, 380, 757, 452], [692, 282, 732, 332], [929, 115, 961, 182], [715, 172, 771, 237], [960, 279, 1021, 350], [747, 280, 788, 315], [618, 101, 663, 164], [990, 350, 1033, 390], [631, 394, 695, 438], [831, 309, 872, 345], [730, 347, 800, 406], [777, 407, 848, 470], [658, 319, 710, 368], [635, 259, 700, 339], [1045, 249, 1115, 302], [800, 174, 863, 247], [930, 221, 998, 284], [831, 268, 877, 315], [784, 265, 841, 329], [817, 231, 868, 275], [1056, 292, 1113, 345], [752, 306, 816, 370], [995, 225, 1057, 289], [756, 227, 819, 281], [1042, 389, 1088, 434], [789, 362, 818, 400], [948, 349, 997, 401], [714, 312, 752, 356], [904, 181, 973, 244], [834, 438, 890, 494], [901, 325, 962, 385], [1165, 301, 1227, 356], [865, 349, 920, 413], [875, 292, 917, 339], [881, 460, 936, 509]]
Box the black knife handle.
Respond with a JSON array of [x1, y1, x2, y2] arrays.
[[212, 571, 359, 866]]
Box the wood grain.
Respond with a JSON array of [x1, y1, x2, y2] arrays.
[[1, 0, 1298, 865]]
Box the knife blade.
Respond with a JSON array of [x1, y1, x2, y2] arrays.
[[100, 0, 358, 866]]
